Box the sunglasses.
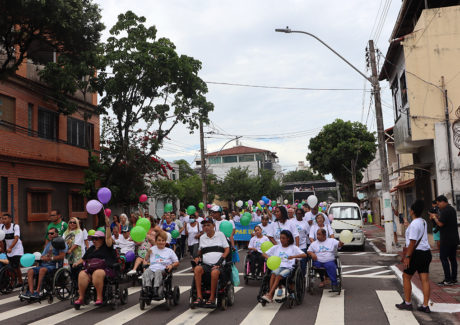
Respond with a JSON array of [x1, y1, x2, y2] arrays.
[[69, 221, 77, 224], [91, 237, 103, 241], [48, 232, 56, 235], [50, 214, 57, 217]]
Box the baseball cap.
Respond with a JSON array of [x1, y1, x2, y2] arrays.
[[201, 217, 214, 224], [88, 230, 105, 239], [210, 205, 221, 212]]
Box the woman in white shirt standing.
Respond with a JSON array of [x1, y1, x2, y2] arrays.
[[185, 218, 201, 258], [396, 199, 432, 313], [268, 206, 299, 246]]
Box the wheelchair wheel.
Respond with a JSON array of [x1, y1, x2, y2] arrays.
[[219, 296, 227, 311], [227, 284, 235, 307], [306, 261, 313, 294], [336, 259, 343, 295], [120, 288, 128, 305], [0, 266, 17, 294], [139, 299, 145, 310], [294, 268, 305, 305], [189, 281, 196, 309], [47, 294, 54, 304], [243, 255, 249, 284], [173, 285, 180, 306], [53, 268, 72, 301]]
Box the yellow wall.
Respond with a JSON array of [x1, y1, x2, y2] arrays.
[[402, 5, 460, 141]]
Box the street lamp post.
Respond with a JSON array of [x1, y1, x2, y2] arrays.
[[276, 27, 393, 253]]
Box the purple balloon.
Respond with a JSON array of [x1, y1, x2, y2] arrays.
[[248, 200, 253, 206], [86, 199, 103, 215], [97, 187, 111, 204], [125, 251, 135, 263]]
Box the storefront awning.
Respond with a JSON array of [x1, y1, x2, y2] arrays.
[[390, 178, 415, 193], [392, 163, 431, 174]]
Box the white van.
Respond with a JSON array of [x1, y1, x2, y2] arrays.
[[328, 202, 365, 250]]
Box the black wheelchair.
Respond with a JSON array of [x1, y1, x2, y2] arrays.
[[305, 255, 343, 295], [0, 264, 18, 294], [138, 267, 180, 310], [189, 262, 235, 311], [19, 265, 72, 303], [257, 260, 305, 309], [243, 252, 266, 284]]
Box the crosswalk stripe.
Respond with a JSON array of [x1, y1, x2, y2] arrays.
[[0, 295, 19, 306], [315, 289, 344, 324], [166, 287, 243, 325], [342, 266, 384, 275], [94, 286, 191, 325], [239, 300, 282, 325], [28, 287, 142, 325], [376, 290, 419, 325], [0, 297, 59, 321]]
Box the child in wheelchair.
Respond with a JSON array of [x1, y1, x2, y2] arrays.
[[261, 230, 306, 303], [247, 225, 269, 279]]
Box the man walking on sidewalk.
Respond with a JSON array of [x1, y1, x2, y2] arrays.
[[431, 195, 459, 285]]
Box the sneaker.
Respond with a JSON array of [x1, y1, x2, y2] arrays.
[[395, 301, 413, 311], [32, 292, 40, 298], [24, 290, 32, 297], [331, 284, 340, 292], [126, 270, 137, 276], [437, 280, 452, 286], [417, 305, 431, 313], [276, 288, 284, 297], [451, 279, 458, 285]]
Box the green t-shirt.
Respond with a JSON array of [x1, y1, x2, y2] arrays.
[[46, 221, 68, 239]]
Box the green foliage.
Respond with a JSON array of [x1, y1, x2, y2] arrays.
[[174, 159, 196, 179], [283, 169, 325, 182], [307, 119, 376, 200]]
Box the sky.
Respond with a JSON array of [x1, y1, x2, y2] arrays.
[[94, 0, 401, 173]]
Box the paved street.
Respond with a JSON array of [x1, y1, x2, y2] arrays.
[[0, 242, 457, 325]]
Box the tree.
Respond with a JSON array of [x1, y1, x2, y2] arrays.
[[174, 159, 196, 179], [307, 119, 376, 201], [283, 169, 325, 182]]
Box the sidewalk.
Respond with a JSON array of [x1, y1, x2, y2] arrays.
[[364, 223, 460, 315]]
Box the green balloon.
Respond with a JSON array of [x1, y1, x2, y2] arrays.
[[130, 226, 147, 242], [271, 200, 277, 207], [219, 220, 233, 237], [244, 201, 248, 207], [241, 212, 252, 226], [187, 205, 197, 215], [267, 256, 281, 271], [261, 241, 274, 253], [97, 227, 106, 233], [298, 203, 302, 208], [88, 229, 96, 236], [164, 203, 173, 213], [171, 229, 180, 239], [198, 202, 204, 209], [137, 218, 151, 233]]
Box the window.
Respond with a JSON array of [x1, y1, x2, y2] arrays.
[[67, 117, 94, 148], [239, 154, 254, 162], [400, 71, 408, 107], [256, 154, 263, 161], [31, 192, 48, 213], [222, 155, 237, 163], [28, 103, 34, 136], [27, 40, 55, 64], [38, 107, 58, 140], [27, 188, 52, 221], [1, 177, 7, 212], [209, 157, 222, 164], [0, 94, 15, 131], [329, 206, 360, 220], [68, 190, 87, 219], [391, 79, 399, 120]]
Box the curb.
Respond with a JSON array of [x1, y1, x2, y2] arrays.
[[390, 265, 460, 313], [366, 239, 398, 257]]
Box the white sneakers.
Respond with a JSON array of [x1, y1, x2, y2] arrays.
[[127, 270, 137, 276]]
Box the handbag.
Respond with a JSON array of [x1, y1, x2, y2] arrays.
[[231, 264, 240, 286], [401, 220, 425, 263], [84, 258, 106, 274], [232, 248, 240, 263]]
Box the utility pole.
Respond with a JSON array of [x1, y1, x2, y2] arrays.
[[368, 40, 394, 253], [199, 119, 207, 215]]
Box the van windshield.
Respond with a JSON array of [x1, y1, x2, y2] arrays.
[[329, 207, 361, 220]]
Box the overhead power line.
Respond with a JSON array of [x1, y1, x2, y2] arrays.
[[205, 81, 371, 91]]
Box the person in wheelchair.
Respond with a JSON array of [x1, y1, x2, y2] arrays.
[[261, 230, 306, 303], [192, 217, 230, 308], [72, 217, 117, 306], [307, 228, 343, 292], [247, 225, 269, 278], [23, 227, 67, 298]]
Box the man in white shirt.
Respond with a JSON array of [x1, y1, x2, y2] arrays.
[[193, 217, 230, 307], [307, 228, 343, 292], [305, 205, 330, 226]]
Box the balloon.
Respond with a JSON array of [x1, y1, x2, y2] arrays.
[[271, 200, 277, 207], [88, 229, 96, 236], [125, 251, 135, 262], [97, 187, 111, 204], [137, 218, 151, 232], [86, 199, 103, 215], [318, 207, 322, 212], [298, 203, 302, 208], [164, 203, 173, 213], [259, 200, 265, 206], [284, 199, 288, 205], [248, 200, 253, 206], [287, 204, 291, 208], [97, 226, 106, 233], [267, 256, 281, 271], [307, 195, 318, 208], [269, 206, 272, 211], [198, 202, 204, 209], [187, 205, 197, 215], [261, 241, 273, 253], [301, 201, 305, 205], [139, 194, 148, 203], [328, 214, 334, 222], [0, 230, 4, 241], [20, 253, 35, 267], [130, 226, 147, 242], [207, 204, 212, 209], [104, 208, 112, 217], [340, 230, 354, 244], [171, 230, 180, 239], [268, 200, 271, 206], [252, 207, 257, 212], [219, 220, 233, 237], [240, 212, 251, 226], [33, 252, 42, 261], [263, 197, 269, 205], [236, 200, 243, 208], [245, 201, 248, 207]]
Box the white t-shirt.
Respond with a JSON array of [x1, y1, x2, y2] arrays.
[[112, 235, 121, 249], [199, 231, 229, 265], [308, 238, 339, 263], [187, 223, 201, 246], [148, 246, 178, 272], [405, 218, 430, 251], [248, 235, 270, 253], [257, 223, 273, 237], [292, 219, 311, 249], [233, 215, 240, 223], [1, 223, 24, 257], [196, 217, 204, 224], [266, 244, 304, 269], [309, 224, 334, 241], [305, 212, 330, 225], [117, 235, 135, 254], [268, 219, 300, 245], [179, 215, 190, 235], [252, 213, 262, 223], [214, 219, 235, 237], [65, 230, 86, 255]]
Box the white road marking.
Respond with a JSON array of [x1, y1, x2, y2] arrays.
[[28, 287, 142, 325], [343, 275, 395, 279], [166, 287, 243, 325], [342, 266, 384, 275], [94, 286, 191, 325], [176, 267, 192, 274], [366, 269, 392, 276], [0, 295, 20, 306], [240, 299, 282, 325], [175, 272, 244, 276], [376, 290, 419, 325], [315, 289, 344, 324], [0, 298, 59, 321]]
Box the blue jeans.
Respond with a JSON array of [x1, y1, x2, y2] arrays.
[[313, 260, 337, 285], [300, 248, 308, 275], [272, 267, 292, 278]]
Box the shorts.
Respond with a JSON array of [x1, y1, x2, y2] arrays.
[[404, 250, 432, 275], [7, 255, 21, 269], [32, 265, 56, 275], [272, 267, 292, 278], [201, 263, 217, 274]]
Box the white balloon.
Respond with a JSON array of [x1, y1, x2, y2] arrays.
[[236, 200, 243, 208], [284, 199, 288, 204], [0, 230, 4, 241], [33, 252, 42, 261], [307, 195, 318, 208], [166, 232, 172, 244], [340, 230, 353, 244]]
